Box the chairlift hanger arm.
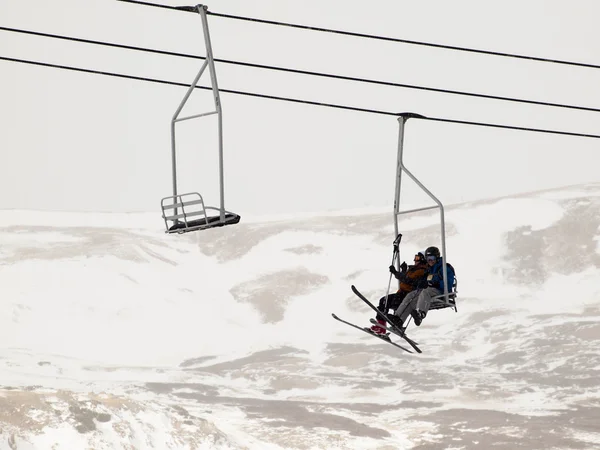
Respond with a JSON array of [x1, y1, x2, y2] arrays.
[[394, 114, 449, 299]]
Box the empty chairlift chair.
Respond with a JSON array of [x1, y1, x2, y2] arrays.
[[160, 5, 240, 234]]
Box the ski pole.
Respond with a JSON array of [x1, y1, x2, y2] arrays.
[[383, 233, 403, 319], [382, 245, 399, 314]]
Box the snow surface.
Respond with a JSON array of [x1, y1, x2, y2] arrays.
[[1, 183, 599, 449]]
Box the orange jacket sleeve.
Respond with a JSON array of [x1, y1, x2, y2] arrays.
[[399, 266, 427, 293]]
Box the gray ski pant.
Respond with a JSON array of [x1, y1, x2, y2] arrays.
[[394, 287, 442, 323]]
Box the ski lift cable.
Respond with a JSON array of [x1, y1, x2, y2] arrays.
[[2, 26, 600, 114], [2, 55, 600, 140], [115, 0, 600, 71]]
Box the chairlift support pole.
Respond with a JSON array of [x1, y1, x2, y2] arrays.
[[393, 113, 449, 300], [199, 4, 226, 221]]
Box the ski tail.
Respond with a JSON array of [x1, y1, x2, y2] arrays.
[[331, 313, 412, 354]]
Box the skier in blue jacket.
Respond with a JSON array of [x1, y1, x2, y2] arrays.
[[392, 246, 455, 329]]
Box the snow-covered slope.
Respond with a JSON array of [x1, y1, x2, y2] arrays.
[[1, 183, 599, 449]]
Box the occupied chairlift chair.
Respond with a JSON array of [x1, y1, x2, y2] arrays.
[[393, 113, 458, 312], [160, 5, 240, 233]]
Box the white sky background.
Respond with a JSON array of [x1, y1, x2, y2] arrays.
[[1, 0, 599, 216]]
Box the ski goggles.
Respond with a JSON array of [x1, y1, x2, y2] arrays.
[[426, 255, 437, 262], [414, 254, 423, 261]]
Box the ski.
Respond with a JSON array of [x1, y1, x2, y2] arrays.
[[351, 285, 423, 353], [331, 313, 413, 353]]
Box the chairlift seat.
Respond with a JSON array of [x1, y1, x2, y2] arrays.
[[429, 278, 458, 311], [161, 192, 240, 234]]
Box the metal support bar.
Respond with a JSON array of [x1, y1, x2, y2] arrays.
[[397, 205, 439, 215], [197, 4, 226, 221], [393, 113, 449, 301], [175, 110, 218, 123]]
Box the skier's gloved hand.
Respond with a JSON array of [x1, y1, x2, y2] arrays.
[[400, 262, 408, 273], [427, 274, 441, 288], [389, 265, 397, 275]]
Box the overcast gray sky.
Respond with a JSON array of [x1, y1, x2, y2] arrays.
[[1, 0, 599, 217]]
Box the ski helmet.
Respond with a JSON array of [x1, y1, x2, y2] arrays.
[[425, 246, 440, 260], [414, 252, 425, 263]]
